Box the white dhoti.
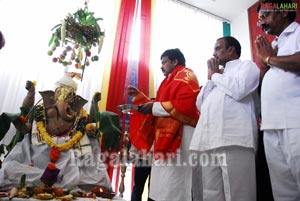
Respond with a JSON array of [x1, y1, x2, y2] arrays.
[[0, 134, 111, 190], [149, 126, 194, 201], [264, 129, 300, 201], [201, 146, 256, 201]]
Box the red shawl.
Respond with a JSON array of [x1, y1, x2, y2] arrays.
[[130, 65, 200, 159]]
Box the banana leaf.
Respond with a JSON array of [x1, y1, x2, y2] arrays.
[[99, 111, 121, 151], [0, 112, 27, 158], [5, 130, 24, 155], [0, 112, 20, 142]]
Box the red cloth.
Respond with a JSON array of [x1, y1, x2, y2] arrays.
[[105, 0, 137, 181], [106, 0, 136, 114], [130, 112, 154, 153], [138, 0, 151, 94], [130, 66, 200, 159]]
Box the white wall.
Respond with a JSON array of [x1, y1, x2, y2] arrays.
[[230, 10, 253, 61]]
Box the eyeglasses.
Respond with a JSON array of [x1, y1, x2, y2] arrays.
[[257, 11, 272, 27]]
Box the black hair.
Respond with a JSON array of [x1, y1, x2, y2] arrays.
[[160, 48, 186, 66], [217, 36, 241, 58], [0, 31, 5, 49], [257, 0, 296, 22]]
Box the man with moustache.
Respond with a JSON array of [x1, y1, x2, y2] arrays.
[[255, 0, 300, 200], [128, 48, 200, 201], [190, 36, 260, 201]]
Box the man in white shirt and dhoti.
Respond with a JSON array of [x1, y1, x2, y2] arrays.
[[190, 36, 260, 201]]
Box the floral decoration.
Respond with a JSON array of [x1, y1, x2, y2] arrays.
[[37, 121, 83, 151], [47, 3, 105, 80], [33, 105, 45, 122], [86, 123, 96, 131], [49, 147, 61, 163], [47, 163, 57, 170], [19, 105, 31, 123], [33, 105, 90, 164]]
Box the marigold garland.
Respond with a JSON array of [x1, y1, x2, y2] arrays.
[[85, 123, 95, 131], [34, 106, 89, 164], [50, 147, 61, 163], [37, 121, 83, 151], [19, 115, 27, 122], [48, 163, 57, 170]]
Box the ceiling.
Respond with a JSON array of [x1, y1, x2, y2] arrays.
[[179, 0, 258, 22]]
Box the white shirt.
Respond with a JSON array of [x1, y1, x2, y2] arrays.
[[190, 59, 260, 152], [261, 22, 300, 130]]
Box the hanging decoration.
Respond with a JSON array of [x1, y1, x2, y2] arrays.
[[47, 0, 105, 80]]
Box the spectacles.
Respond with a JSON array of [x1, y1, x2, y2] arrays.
[[257, 11, 272, 27]]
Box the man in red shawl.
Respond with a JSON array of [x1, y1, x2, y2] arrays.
[[128, 48, 200, 201]]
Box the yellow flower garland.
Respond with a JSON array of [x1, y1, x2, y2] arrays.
[[37, 121, 83, 151]]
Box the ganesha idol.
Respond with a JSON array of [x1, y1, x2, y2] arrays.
[[0, 74, 112, 192]]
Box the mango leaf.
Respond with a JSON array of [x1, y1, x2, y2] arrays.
[[48, 34, 56, 47], [76, 9, 86, 23], [81, 17, 87, 25], [94, 24, 101, 35], [86, 15, 95, 26], [50, 24, 61, 32], [20, 174, 26, 188]]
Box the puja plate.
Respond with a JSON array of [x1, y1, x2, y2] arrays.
[[116, 104, 139, 114]]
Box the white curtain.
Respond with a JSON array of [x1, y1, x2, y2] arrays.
[[150, 0, 224, 91], [0, 0, 119, 115]]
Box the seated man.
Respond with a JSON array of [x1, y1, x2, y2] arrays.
[[0, 73, 112, 193]]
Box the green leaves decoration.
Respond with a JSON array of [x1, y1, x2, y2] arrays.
[[47, 8, 105, 80]]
